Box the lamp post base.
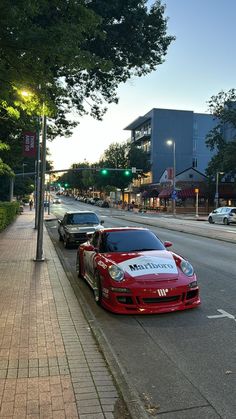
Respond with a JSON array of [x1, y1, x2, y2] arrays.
[[33, 257, 45, 262]]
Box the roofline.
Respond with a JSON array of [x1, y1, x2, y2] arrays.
[[124, 108, 213, 130]]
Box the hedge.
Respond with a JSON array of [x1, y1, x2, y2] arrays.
[[0, 201, 20, 232]]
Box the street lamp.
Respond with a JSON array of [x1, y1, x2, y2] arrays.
[[166, 139, 176, 216], [19, 88, 47, 261], [215, 171, 224, 208], [35, 102, 47, 261], [22, 163, 27, 178]]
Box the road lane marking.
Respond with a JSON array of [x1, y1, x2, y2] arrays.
[[207, 309, 236, 321]]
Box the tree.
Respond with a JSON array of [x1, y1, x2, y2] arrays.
[[206, 89, 236, 177], [97, 140, 150, 200], [127, 141, 151, 176], [0, 0, 174, 132]]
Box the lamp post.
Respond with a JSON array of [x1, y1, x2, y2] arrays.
[[35, 104, 47, 261], [166, 139, 176, 216], [215, 171, 224, 208], [19, 88, 47, 261], [22, 163, 27, 178]]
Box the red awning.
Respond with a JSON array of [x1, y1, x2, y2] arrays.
[[178, 188, 205, 198], [158, 189, 172, 198]]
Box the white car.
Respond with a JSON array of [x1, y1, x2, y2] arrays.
[[208, 206, 236, 225], [53, 198, 61, 204]]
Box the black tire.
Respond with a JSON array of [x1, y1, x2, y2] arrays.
[[76, 254, 83, 278], [63, 237, 70, 248], [94, 271, 103, 305], [223, 217, 229, 225], [208, 216, 214, 224]]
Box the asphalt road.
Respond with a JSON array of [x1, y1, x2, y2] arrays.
[[46, 197, 236, 419]]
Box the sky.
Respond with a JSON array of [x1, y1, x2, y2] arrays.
[[48, 0, 236, 170]]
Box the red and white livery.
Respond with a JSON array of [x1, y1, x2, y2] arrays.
[[76, 227, 200, 314]]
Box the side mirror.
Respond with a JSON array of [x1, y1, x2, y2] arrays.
[[100, 220, 104, 225], [164, 241, 172, 248], [58, 219, 61, 224]]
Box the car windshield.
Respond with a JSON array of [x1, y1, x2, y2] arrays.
[[66, 213, 99, 225], [100, 230, 165, 253]]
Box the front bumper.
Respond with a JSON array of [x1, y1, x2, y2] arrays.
[[101, 284, 200, 314]]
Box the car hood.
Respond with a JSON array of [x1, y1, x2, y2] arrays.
[[65, 224, 102, 233], [103, 250, 179, 280]]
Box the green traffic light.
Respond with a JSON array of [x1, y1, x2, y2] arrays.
[[124, 169, 131, 176], [101, 169, 108, 175]]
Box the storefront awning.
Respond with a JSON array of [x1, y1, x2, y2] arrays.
[[178, 188, 205, 198], [158, 189, 172, 198]]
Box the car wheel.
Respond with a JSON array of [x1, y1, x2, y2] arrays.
[[63, 237, 70, 248], [223, 217, 229, 225], [208, 216, 214, 224], [76, 254, 83, 278], [94, 271, 103, 305]]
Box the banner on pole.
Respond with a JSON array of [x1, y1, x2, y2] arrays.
[[23, 131, 36, 157]]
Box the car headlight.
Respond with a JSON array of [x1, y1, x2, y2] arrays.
[[180, 260, 194, 277], [108, 265, 124, 282]]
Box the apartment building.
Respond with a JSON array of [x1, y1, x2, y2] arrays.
[[124, 108, 217, 184]]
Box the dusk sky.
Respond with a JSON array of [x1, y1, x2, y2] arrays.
[[49, 0, 236, 170]]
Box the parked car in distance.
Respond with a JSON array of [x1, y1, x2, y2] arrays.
[[76, 227, 200, 314], [58, 211, 104, 248], [53, 197, 61, 204], [208, 206, 236, 225]]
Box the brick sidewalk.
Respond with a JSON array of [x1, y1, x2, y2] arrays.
[[0, 210, 121, 419]]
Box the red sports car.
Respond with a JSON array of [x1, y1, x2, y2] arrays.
[[76, 227, 200, 314]]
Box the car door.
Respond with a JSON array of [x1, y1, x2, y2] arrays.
[[212, 208, 221, 223], [215, 207, 225, 223], [83, 232, 100, 287]]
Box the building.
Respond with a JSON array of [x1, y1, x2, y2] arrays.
[[124, 108, 217, 184]]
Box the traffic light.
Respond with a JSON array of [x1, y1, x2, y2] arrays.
[[65, 183, 69, 188], [100, 169, 108, 175], [124, 169, 131, 176]]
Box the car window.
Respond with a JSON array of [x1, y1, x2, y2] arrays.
[[230, 208, 236, 215], [66, 213, 99, 225], [99, 230, 165, 253]]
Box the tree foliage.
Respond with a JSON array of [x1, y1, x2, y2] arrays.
[[0, 0, 174, 198], [206, 89, 236, 177], [57, 140, 150, 197], [0, 0, 174, 128]]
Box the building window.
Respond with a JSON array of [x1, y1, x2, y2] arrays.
[[192, 158, 197, 168]]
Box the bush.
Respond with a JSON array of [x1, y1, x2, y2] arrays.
[[0, 201, 20, 232]]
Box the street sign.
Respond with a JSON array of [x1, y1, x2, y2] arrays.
[[131, 167, 137, 173], [171, 190, 177, 200]]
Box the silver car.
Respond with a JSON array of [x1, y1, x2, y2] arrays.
[[208, 206, 236, 225], [58, 211, 104, 248]]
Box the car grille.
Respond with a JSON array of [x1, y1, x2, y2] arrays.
[[73, 233, 88, 243], [142, 296, 180, 304]]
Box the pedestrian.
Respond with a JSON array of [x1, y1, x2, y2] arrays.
[[29, 199, 33, 211]]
